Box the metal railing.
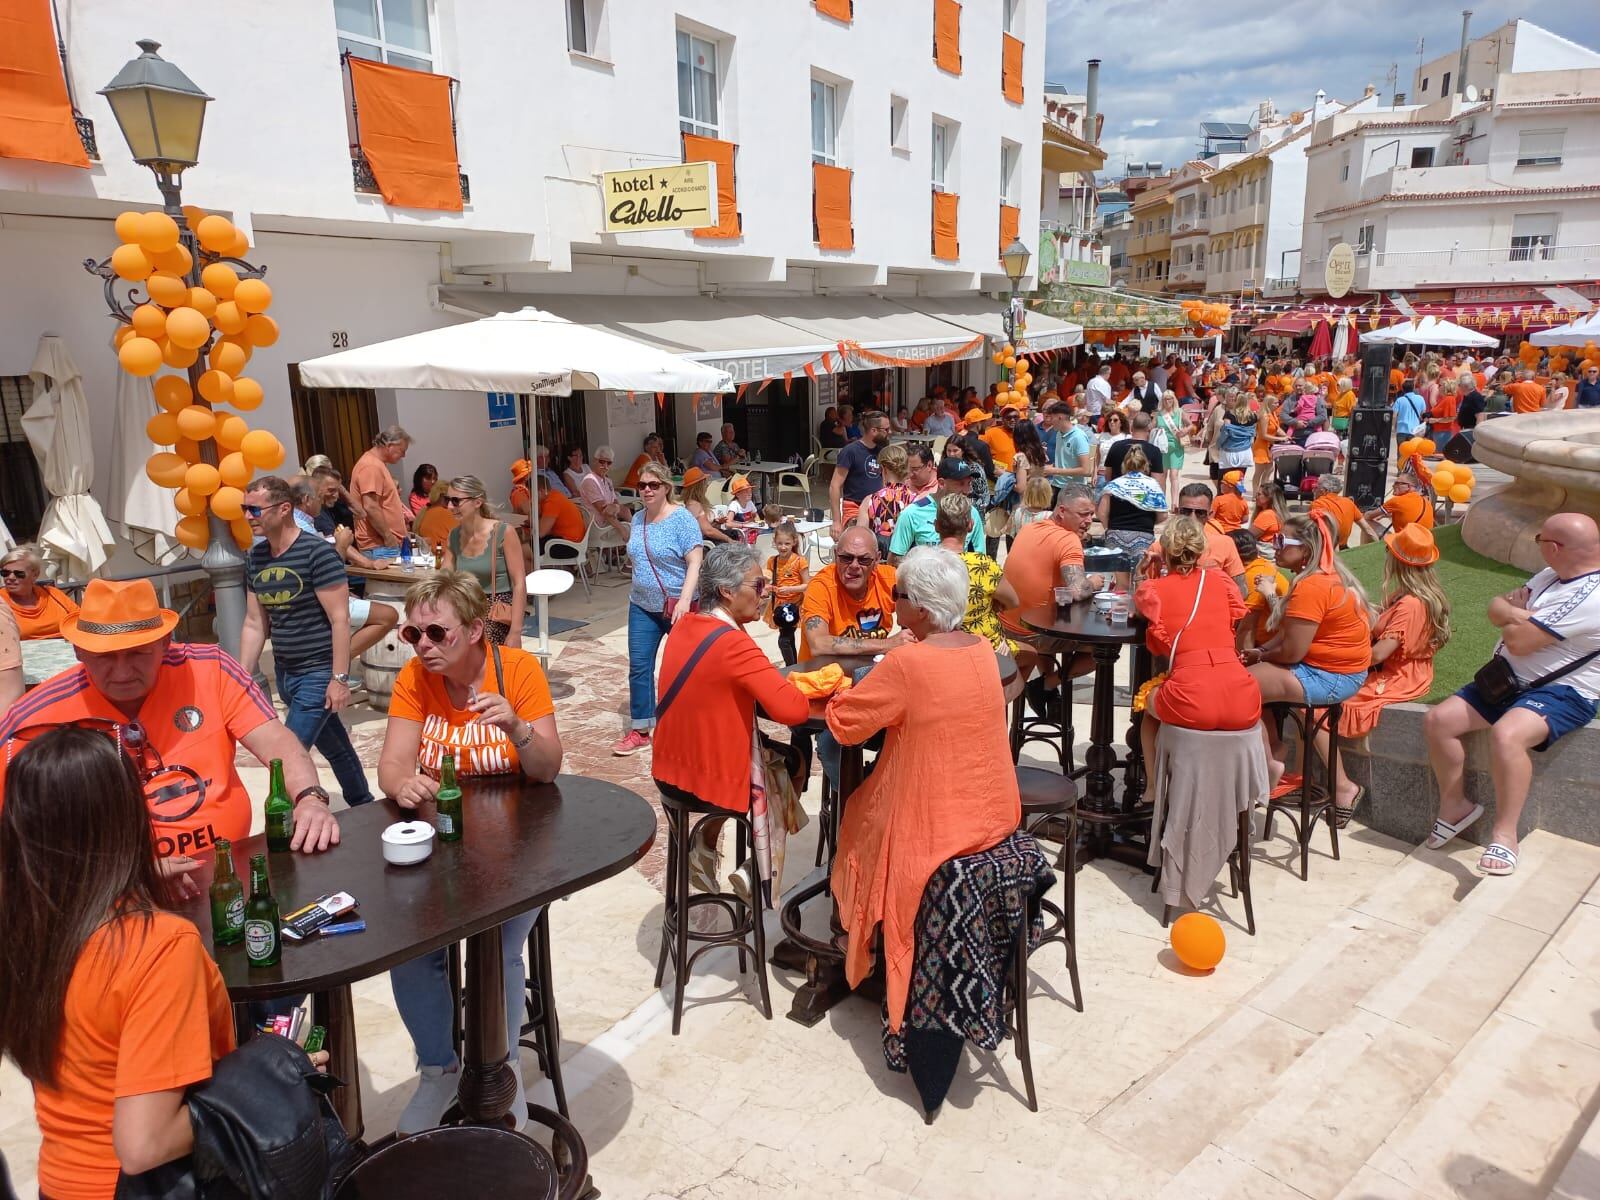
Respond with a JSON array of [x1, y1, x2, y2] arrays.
[[1262, 275, 1298, 292], [1372, 243, 1600, 268]]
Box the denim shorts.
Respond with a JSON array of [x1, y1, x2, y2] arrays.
[[1457, 681, 1599, 752], [1291, 663, 1367, 707]]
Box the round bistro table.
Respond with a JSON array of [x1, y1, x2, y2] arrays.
[[179, 775, 656, 1141]]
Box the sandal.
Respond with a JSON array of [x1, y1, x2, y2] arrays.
[[1478, 842, 1518, 876], [1424, 802, 1485, 850], [1333, 787, 1366, 830]]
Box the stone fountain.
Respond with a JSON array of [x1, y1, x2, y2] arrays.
[[1464, 412, 1600, 571]]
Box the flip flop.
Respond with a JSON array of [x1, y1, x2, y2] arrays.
[[1424, 802, 1485, 850], [1479, 842, 1518, 876]]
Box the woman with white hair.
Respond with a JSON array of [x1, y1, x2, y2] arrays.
[[0, 544, 77, 641], [824, 546, 1021, 1040]]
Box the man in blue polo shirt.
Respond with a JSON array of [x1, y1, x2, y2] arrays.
[[889, 458, 982, 559], [1576, 363, 1600, 409]]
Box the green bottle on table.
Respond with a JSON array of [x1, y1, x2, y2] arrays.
[[244, 854, 281, 969], [209, 838, 245, 947], [264, 758, 293, 853], [434, 751, 463, 843]]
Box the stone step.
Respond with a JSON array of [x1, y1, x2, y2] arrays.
[[1091, 832, 1600, 1199]]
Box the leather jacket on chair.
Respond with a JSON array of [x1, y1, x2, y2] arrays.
[[115, 1035, 356, 1200]]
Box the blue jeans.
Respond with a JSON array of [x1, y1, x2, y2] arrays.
[[389, 908, 541, 1069], [817, 730, 842, 789], [628, 603, 671, 731], [276, 668, 374, 807]]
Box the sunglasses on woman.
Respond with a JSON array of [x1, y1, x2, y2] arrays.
[[442, 496, 470, 508], [0, 568, 28, 580], [1273, 534, 1304, 549], [742, 578, 771, 596], [400, 622, 460, 646], [637, 480, 667, 492]]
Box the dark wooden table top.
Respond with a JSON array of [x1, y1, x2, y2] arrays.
[[1016, 600, 1147, 647], [179, 775, 656, 1001]]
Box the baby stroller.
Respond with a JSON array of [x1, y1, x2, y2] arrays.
[[1299, 449, 1337, 499], [1271, 443, 1306, 501]]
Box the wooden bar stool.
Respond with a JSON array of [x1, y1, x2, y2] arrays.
[[1015, 764, 1082, 1012], [1263, 702, 1344, 881], [654, 785, 771, 1034], [335, 1118, 587, 1200], [1002, 621, 1077, 773]]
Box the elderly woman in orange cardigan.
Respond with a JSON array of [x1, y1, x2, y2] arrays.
[[825, 546, 1020, 1034]]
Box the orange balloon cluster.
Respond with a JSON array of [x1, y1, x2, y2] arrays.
[[1429, 462, 1476, 506], [112, 209, 285, 552], [988, 341, 1033, 408], [1181, 299, 1232, 330]]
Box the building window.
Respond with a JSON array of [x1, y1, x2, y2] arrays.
[[1356, 224, 1375, 254], [1510, 212, 1558, 260], [932, 118, 953, 191], [1409, 146, 1435, 168], [676, 29, 719, 138], [1000, 140, 1019, 205], [566, 0, 588, 52], [336, 0, 434, 71], [565, 0, 608, 56], [1517, 129, 1564, 167], [889, 94, 909, 150], [0, 376, 47, 543], [1002, 0, 1020, 34], [811, 77, 838, 165], [1340, 150, 1350, 182], [1441, 70, 1451, 97]]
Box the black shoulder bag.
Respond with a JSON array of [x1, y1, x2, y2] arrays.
[[771, 556, 800, 629]]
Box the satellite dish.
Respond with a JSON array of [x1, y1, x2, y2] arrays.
[[1464, 84, 1480, 101]]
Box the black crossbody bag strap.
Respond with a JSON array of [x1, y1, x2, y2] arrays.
[[654, 625, 735, 722]]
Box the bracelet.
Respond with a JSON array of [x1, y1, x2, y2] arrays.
[[510, 721, 535, 749]]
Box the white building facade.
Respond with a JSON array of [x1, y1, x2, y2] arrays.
[[0, 0, 1068, 559]]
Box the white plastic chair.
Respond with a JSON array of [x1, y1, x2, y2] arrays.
[[777, 470, 811, 508], [541, 523, 593, 600]]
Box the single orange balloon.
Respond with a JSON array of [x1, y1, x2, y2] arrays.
[[212, 300, 248, 335], [230, 518, 254, 550], [146, 452, 189, 489], [146, 273, 189, 308], [181, 205, 207, 230], [200, 262, 239, 300], [145, 412, 180, 445], [240, 429, 282, 469], [210, 341, 248, 377], [215, 414, 249, 451], [230, 377, 264, 411], [175, 515, 210, 550], [175, 405, 217, 441], [197, 370, 235, 405], [218, 452, 251, 489], [226, 229, 250, 259], [119, 337, 163, 377], [113, 325, 137, 350], [138, 211, 181, 254], [166, 307, 211, 350], [115, 211, 146, 244], [210, 486, 245, 521], [1170, 912, 1226, 971], [184, 463, 221, 496], [173, 486, 208, 517], [1449, 484, 1471, 503], [174, 437, 203, 463], [151, 244, 193, 276], [244, 315, 280, 348], [195, 215, 238, 253], [162, 340, 200, 369], [130, 304, 167, 339], [111, 243, 153, 282], [186, 286, 218, 318], [154, 376, 192, 412], [233, 278, 272, 314]]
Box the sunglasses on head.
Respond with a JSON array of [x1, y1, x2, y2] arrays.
[[835, 552, 878, 566], [400, 622, 460, 646]]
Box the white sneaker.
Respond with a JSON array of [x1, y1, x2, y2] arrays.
[[507, 1054, 529, 1133], [396, 1062, 460, 1136]]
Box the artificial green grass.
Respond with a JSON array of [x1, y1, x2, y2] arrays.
[[1341, 522, 1525, 703]]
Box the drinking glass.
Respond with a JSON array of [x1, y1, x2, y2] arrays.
[[1109, 595, 1132, 627]]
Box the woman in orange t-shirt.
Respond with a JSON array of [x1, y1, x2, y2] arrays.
[[1, 544, 79, 640], [0, 727, 237, 1199], [1250, 482, 1288, 543], [1242, 511, 1372, 789]]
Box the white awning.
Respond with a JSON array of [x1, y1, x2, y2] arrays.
[[745, 296, 986, 370], [895, 297, 1083, 352]]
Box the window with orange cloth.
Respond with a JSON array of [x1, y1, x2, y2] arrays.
[[685, 133, 742, 239], [799, 563, 897, 658], [933, 0, 963, 74], [1505, 380, 1546, 414], [1001, 521, 1083, 611], [3, 584, 77, 640], [1001, 34, 1024, 103], [998, 203, 1020, 261], [1211, 491, 1248, 532], [1310, 494, 1360, 548], [0, 644, 276, 859], [32, 913, 234, 1200], [539, 489, 587, 542], [389, 646, 554, 777], [1284, 572, 1371, 674], [347, 56, 463, 212], [932, 191, 960, 260], [1383, 490, 1434, 532], [813, 163, 854, 251], [0, 0, 91, 168]]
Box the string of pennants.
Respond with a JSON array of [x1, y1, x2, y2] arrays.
[[1234, 298, 1589, 332]]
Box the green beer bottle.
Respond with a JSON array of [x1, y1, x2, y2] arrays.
[[264, 758, 293, 853], [209, 839, 245, 947], [434, 751, 463, 842], [244, 854, 281, 968]]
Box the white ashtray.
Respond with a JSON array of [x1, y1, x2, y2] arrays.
[[1092, 591, 1119, 613], [382, 820, 435, 866]]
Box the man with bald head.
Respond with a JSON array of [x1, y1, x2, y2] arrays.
[[1424, 512, 1600, 876]]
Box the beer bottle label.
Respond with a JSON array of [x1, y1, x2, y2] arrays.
[[435, 812, 455, 835], [225, 897, 245, 929], [244, 920, 276, 960]]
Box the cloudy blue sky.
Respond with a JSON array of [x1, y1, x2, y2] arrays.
[[1043, 0, 1600, 178]]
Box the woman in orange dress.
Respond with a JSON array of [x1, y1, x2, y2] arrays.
[[827, 546, 1019, 1037], [1133, 517, 1262, 773], [1315, 525, 1450, 824]]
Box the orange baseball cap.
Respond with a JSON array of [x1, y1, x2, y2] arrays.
[[60, 578, 180, 653], [1384, 523, 1439, 566]]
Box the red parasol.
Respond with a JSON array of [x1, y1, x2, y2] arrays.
[[1308, 317, 1333, 359]]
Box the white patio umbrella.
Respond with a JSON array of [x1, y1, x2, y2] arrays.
[[1330, 314, 1351, 361], [102, 370, 185, 566], [1360, 316, 1498, 349], [21, 336, 116, 579], [1530, 310, 1600, 346]]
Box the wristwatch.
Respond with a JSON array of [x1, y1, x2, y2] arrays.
[[294, 785, 331, 806], [510, 721, 535, 749], [332, 672, 353, 685]]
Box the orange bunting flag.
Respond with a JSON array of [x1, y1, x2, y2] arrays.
[[736, 382, 749, 399], [655, 391, 666, 406], [822, 351, 835, 373], [783, 371, 794, 394], [803, 361, 818, 382]]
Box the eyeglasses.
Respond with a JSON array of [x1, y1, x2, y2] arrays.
[[595, 458, 613, 466], [637, 480, 667, 492], [742, 578, 771, 596], [1178, 506, 1210, 518], [442, 496, 470, 507], [835, 552, 878, 566], [1534, 534, 1565, 548], [400, 622, 460, 646], [0, 568, 28, 580], [241, 502, 284, 518]]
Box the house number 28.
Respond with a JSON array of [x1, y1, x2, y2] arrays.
[[330, 330, 349, 349]]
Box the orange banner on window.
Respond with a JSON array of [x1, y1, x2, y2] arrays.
[[348, 57, 462, 212], [934, 0, 962, 75], [1002, 34, 1024, 103], [813, 163, 853, 251], [998, 204, 1020, 261], [933, 191, 959, 261], [816, 0, 853, 21], [684, 133, 742, 239], [0, 0, 89, 168]]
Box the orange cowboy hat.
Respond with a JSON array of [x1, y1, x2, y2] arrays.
[[60, 579, 180, 653], [1385, 523, 1440, 566], [510, 458, 533, 482], [729, 474, 753, 494], [963, 407, 989, 424], [680, 466, 708, 488]]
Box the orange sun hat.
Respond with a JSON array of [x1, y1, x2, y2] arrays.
[[60, 579, 180, 653], [1384, 523, 1439, 566]]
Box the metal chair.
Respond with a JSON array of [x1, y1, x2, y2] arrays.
[[1015, 765, 1082, 1012], [1263, 701, 1344, 881], [541, 524, 593, 600]]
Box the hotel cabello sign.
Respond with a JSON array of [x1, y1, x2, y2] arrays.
[[602, 162, 718, 233]]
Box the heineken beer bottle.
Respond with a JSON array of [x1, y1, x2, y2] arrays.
[[264, 758, 293, 853], [244, 854, 281, 969], [209, 839, 245, 947], [434, 751, 463, 842]]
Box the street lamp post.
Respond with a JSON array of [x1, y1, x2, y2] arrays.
[[86, 40, 264, 659], [1002, 236, 1032, 355]]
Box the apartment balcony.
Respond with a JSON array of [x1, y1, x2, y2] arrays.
[[1172, 218, 1209, 238], [1126, 233, 1171, 258], [1303, 244, 1600, 291], [1261, 275, 1299, 298]]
